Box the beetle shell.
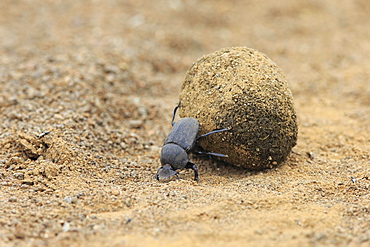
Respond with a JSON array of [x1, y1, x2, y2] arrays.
[[160, 143, 189, 170], [163, 117, 199, 152]]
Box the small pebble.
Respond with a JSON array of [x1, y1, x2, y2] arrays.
[[63, 196, 77, 204], [8, 197, 18, 202], [13, 173, 25, 180], [62, 222, 70, 232], [111, 189, 120, 196]]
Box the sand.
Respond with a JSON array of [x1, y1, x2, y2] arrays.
[[0, 0, 369, 246]]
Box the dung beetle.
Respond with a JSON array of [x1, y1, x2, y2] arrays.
[[156, 105, 228, 181]]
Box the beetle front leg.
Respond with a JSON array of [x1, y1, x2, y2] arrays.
[[185, 161, 199, 181]]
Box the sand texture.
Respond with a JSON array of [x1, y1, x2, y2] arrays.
[[0, 1, 369, 246]]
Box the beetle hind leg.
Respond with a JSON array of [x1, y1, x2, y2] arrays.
[[185, 161, 199, 181], [171, 102, 181, 126], [193, 150, 228, 157], [196, 128, 229, 141]]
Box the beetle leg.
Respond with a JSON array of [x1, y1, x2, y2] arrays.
[[185, 161, 199, 181], [196, 128, 229, 141], [171, 105, 180, 126], [171, 101, 183, 126], [193, 150, 228, 157]]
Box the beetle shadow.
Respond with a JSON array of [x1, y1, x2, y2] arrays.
[[157, 151, 299, 182], [190, 154, 268, 180], [192, 150, 302, 181]]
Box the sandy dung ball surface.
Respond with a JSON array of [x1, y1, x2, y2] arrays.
[[179, 47, 298, 169], [0, 1, 369, 247]]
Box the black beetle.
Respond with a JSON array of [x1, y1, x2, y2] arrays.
[[156, 105, 228, 181]]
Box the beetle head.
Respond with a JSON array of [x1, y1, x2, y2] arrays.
[[156, 164, 178, 180]]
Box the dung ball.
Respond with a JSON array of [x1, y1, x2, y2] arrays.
[[179, 47, 298, 169]]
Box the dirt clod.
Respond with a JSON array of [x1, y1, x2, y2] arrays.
[[179, 47, 298, 169]]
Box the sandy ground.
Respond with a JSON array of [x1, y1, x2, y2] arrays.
[[0, 0, 369, 246]]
